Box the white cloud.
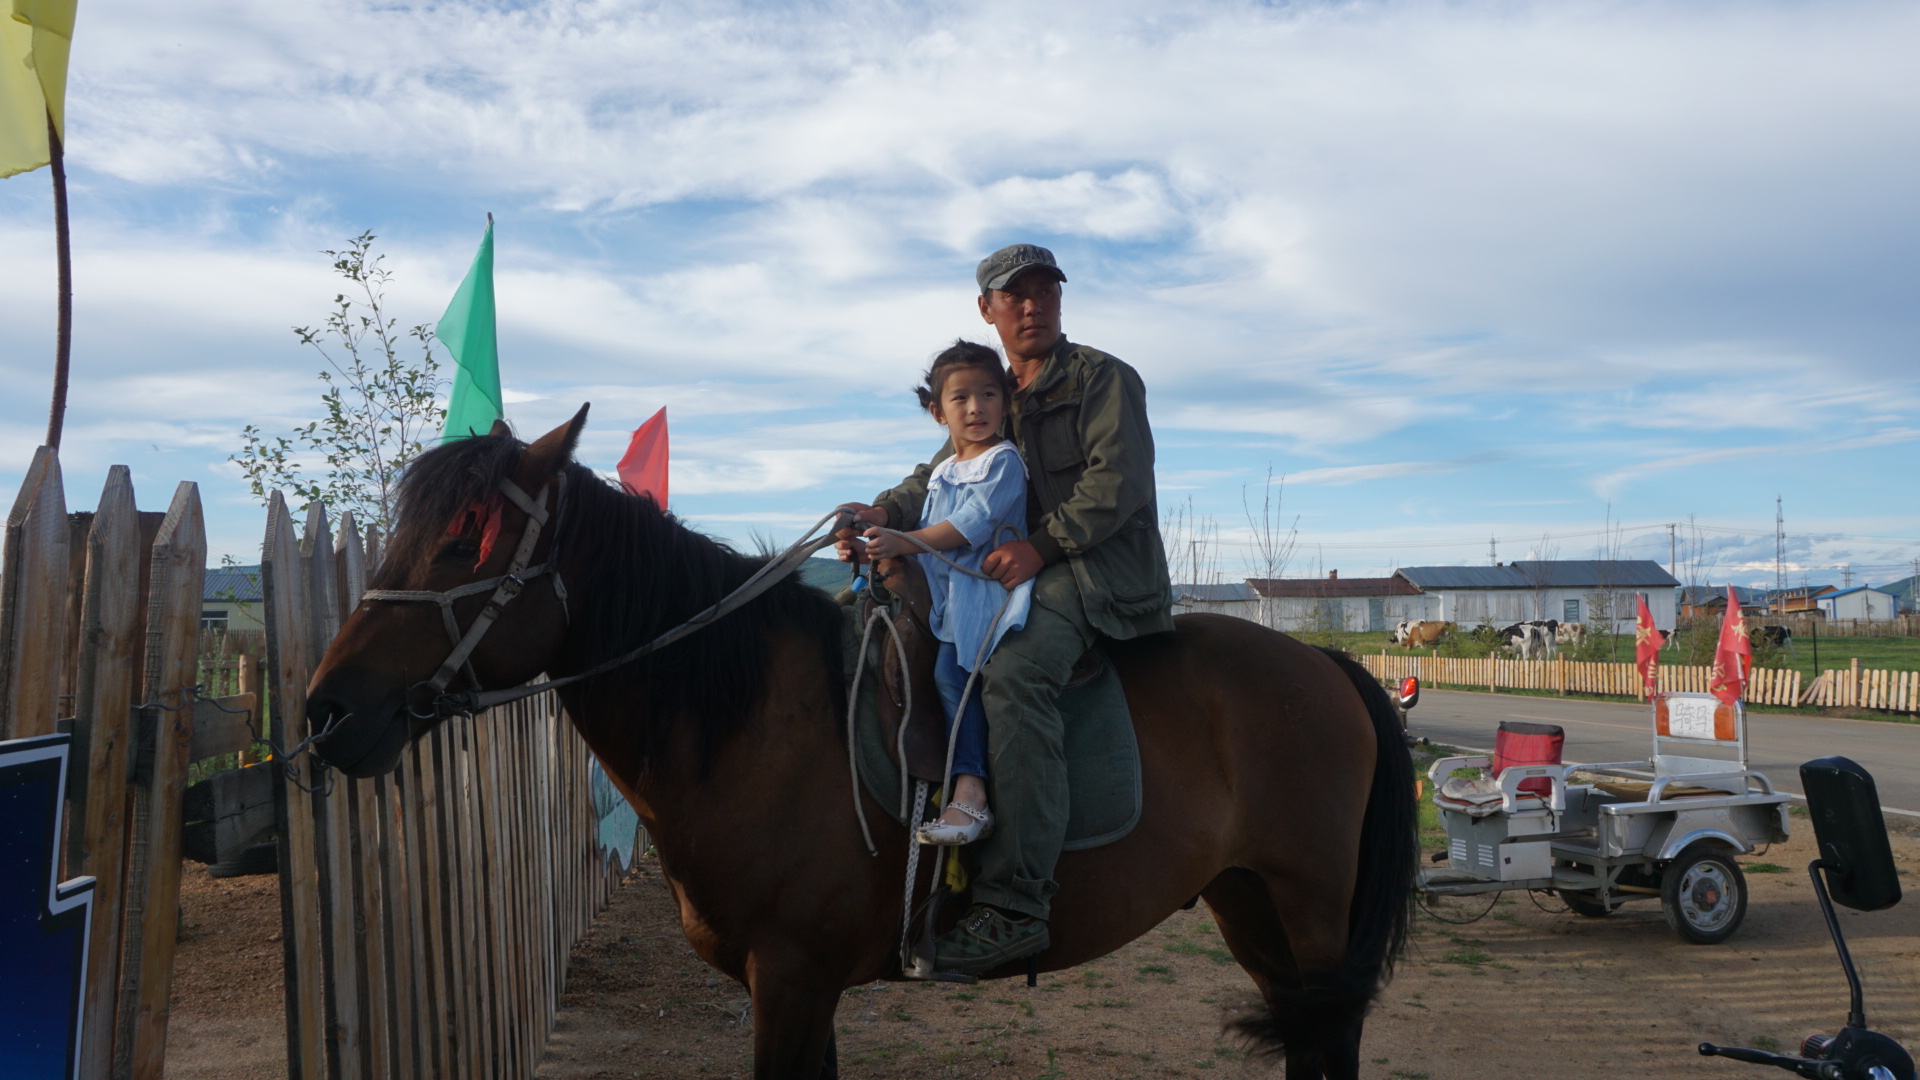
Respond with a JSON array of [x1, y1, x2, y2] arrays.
[[4, 0, 1917, 564], [1283, 453, 1505, 487]]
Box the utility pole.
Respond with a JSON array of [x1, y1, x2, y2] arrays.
[[1668, 523, 1676, 580], [1843, 564, 1854, 589], [1774, 496, 1786, 614], [1489, 535, 1497, 566]]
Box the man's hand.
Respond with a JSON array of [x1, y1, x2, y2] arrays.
[[982, 540, 1044, 588], [834, 504, 888, 563]]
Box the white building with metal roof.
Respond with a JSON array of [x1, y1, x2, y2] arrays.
[[1816, 585, 1901, 621], [1392, 560, 1678, 632]]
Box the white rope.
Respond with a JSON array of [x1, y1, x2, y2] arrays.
[[900, 779, 930, 967]]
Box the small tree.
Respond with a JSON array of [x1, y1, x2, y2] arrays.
[[1242, 467, 1300, 630], [231, 232, 446, 532], [1521, 533, 1560, 621]]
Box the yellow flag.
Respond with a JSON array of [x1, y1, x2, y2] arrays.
[[1, 0, 77, 178]]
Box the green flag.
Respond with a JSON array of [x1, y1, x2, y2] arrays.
[[439, 217, 501, 442]]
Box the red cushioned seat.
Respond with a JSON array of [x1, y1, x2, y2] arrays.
[[1493, 721, 1563, 796]]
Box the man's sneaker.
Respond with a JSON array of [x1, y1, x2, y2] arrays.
[[930, 905, 1049, 975]]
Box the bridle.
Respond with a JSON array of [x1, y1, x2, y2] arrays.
[[359, 470, 853, 720], [361, 475, 569, 718]]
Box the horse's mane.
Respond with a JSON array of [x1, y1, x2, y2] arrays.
[[377, 433, 847, 772]]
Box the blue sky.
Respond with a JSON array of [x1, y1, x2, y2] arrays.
[[2, 0, 1917, 589]]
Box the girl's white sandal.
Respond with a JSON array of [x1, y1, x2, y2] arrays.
[[916, 802, 993, 846]]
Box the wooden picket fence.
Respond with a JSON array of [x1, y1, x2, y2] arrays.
[[261, 492, 625, 1080], [1799, 659, 1920, 712], [1361, 652, 1808, 708], [0, 449, 261, 1080]]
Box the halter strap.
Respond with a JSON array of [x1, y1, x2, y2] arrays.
[[361, 474, 564, 703]]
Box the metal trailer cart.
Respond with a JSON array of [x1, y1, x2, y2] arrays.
[[1418, 692, 1792, 943]]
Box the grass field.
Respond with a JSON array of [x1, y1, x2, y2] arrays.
[[1309, 629, 1920, 676]]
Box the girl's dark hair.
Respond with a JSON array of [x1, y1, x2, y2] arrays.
[[914, 339, 1012, 410]]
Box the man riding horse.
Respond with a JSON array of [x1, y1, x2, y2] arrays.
[[837, 243, 1173, 974]]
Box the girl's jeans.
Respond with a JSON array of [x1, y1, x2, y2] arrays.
[[934, 641, 990, 783]]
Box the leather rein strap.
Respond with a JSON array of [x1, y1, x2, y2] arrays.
[[361, 475, 851, 719]]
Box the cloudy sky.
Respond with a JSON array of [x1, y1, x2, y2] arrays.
[[3, 0, 1916, 587]]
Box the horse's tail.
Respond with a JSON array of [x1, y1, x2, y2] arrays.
[[1231, 647, 1418, 1066]]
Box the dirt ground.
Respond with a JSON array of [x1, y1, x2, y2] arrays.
[[164, 866, 288, 1080], [165, 818, 1920, 1080], [530, 819, 1920, 1080]]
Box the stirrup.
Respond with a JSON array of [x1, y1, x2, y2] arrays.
[[915, 802, 993, 846]]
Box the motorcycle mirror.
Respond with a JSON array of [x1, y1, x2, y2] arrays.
[[1801, 756, 1902, 912], [1397, 676, 1419, 710]]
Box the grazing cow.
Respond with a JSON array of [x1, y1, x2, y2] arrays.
[[1523, 623, 1556, 660], [1556, 623, 1587, 645], [1497, 621, 1557, 660], [1752, 624, 1793, 651], [1391, 619, 1412, 646], [1404, 620, 1449, 647]]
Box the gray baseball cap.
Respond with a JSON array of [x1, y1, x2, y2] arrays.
[[975, 243, 1067, 293]]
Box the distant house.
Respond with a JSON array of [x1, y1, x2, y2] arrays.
[[1245, 572, 1434, 633], [1395, 560, 1679, 632], [1172, 582, 1259, 621], [1817, 585, 1901, 621], [1678, 584, 1772, 621], [1765, 584, 1837, 614], [203, 564, 265, 632]]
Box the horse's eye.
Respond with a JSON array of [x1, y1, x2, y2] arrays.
[[437, 539, 479, 563]]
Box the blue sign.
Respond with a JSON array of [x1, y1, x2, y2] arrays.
[[588, 757, 643, 872], [1, 734, 96, 1080]]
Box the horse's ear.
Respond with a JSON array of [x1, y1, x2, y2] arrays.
[[521, 404, 590, 480], [488, 418, 512, 438]]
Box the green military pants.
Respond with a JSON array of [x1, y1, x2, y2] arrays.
[[970, 562, 1098, 922]]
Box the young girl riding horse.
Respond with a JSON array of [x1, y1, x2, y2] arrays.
[[854, 340, 1032, 845]]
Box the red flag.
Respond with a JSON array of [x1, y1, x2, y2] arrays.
[[1634, 592, 1665, 695], [1708, 585, 1753, 705], [617, 407, 669, 509]]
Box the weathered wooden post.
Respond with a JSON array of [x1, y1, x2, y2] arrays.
[[70, 466, 141, 1080], [115, 480, 205, 1080], [0, 446, 71, 739], [263, 491, 327, 1080]]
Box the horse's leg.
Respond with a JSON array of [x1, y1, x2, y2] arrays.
[[1202, 868, 1322, 1080], [745, 954, 840, 1080], [1205, 865, 1367, 1080], [1264, 866, 1368, 1080]]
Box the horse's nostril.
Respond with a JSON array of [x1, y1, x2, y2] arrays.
[[306, 696, 352, 738]]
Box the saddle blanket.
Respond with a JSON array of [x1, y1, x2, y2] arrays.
[[846, 613, 1142, 852]]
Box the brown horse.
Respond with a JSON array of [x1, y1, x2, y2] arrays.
[[305, 409, 1416, 1080]]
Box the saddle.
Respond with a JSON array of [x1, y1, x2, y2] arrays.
[[857, 554, 1108, 785], [850, 554, 1141, 852]]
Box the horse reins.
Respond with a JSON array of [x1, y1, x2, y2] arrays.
[[361, 474, 854, 720]]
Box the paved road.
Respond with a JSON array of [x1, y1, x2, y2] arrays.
[[1405, 689, 1920, 814]]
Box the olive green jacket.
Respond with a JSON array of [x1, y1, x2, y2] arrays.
[[873, 338, 1174, 640]]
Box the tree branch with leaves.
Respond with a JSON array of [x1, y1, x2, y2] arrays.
[[231, 232, 446, 532]]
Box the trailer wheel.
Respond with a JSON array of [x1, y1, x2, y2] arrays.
[[1563, 893, 1611, 918], [1661, 844, 1747, 944]]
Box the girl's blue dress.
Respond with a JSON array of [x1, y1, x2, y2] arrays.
[[917, 440, 1032, 781]]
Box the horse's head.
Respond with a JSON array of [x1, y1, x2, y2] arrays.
[[305, 406, 589, 777]]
